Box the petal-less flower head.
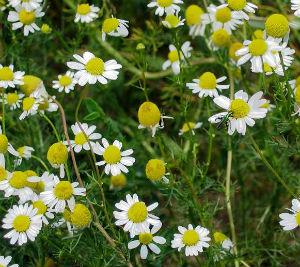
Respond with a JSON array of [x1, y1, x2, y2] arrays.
[[52, 71, 77, 93], [15, 145, 34, 165], [70, 203, 92, 227], [211, 28, 231, 50], [64, 122, 101, 153], [128, 223, 166, 259], [110, 173, 127, 190], [74, 3, 99, 23], [0, 64, 24, 88], [20, 75, 46, 96], [67, 51, 122, 86], [145, 159, 170, 183], [7, 5, 45, 36], [0, 255, 19, 267], [102, 16, 129, 41], [2, 203, 42, 246], [162, 41, 192, 74], [279, 197, 300, 230], [227, 0, 258, 20], [171, 224, 211, 256], [265, 14, 290, 39], [1, 92, 24, 110], [162, 11, 185, 28], [213, 232, 233, 261], [0, 125, 19, 168], [46, 142, 68, 178], [185, 5, 210, 37], [229, 42, 244, 62], [138, 101, 173, 137], [179, 122, 203, 135], [291, 0, 300, 17], [208, 90, 268, 135], [8, 0, 42, 11], [31, 194, 54, 225], [147, 0, 183, 16], [187, 72, 230, 98], [94, 138, 135, 176], [26, 171, 56, 193], [41, 23, 51, 34], [113, 193, 161, 237], [40, 175, 86, 213], [51, 208, 74, 236]]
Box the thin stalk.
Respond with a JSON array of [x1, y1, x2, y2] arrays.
[[41, 113, 60, 141], [31, 155, 49, 171], [1, 90, 5, 134]]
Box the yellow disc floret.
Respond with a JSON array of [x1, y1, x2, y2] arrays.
[[38, 99, 49, 111], [229, 42, 243, 61], [199, 72, 217, 90], [212, 29, 231, 47], [265, 14, 289, 38], [249, 39, 268, 56], [182, 122, 196, 133], [252, 29, 264, 40], [22, 97, 35, 111], [182, 230, 199, 246], [295, 86, 300, 104], [168, 50, 181, 63], [213, 232, 228, 243], [0, 66, 14, 81], [19, 8, 35, 25], [47, 142, 68, 165], [164, 14, 180, 28], [215, 7, 232, 23], [85, 57, 105, 75], [13, 215, 30, 232], [9, 171, 28, 189], [296, 212, 300, 226], [185, 5, 204, 25], [138, 102, 161, 127], [103, 145, 121, 164], [20, 75, 42, 96], [157, 0, 173, 7], [227, 0, 246, 11], [77, 4, 91, 15], [54, 181, 73, 200], [33, 201, 47, 215], [63, 209, 72, 222], [139, 232, 153, 245], [41, 24, 52, 34], [111, 173, 127, 188], [146, 159, 166, 181], [70, 204, 92, 227], [59, 75, 72, 87], [128, 202, 147, 223], [0, 134, 8, 153], [6, 93, 19, 105], [74, 133, 87, 145], [102, 18, 119, 33], [17, 146, 26, 158], [0, 166, 8, 181], [230, 99, 250, 118]]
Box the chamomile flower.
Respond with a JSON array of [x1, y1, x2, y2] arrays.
[[65, 122, 101, 153], [2, 203, 42, 246], [37, 95, 58, 114], [67, 51, 122, 86], [210, 28, 231, 50], [213, 232, 233, 261], [260, 100, 275, 111], [94, 138, 135, 176], [145, 159, 170, 183], [0, 255, 19, 267], [1, 92, 24, 110], [20, 75, 46, 96], [208, 90, 268, 135], [279, 197, 300, 230], [110, 173, 127, 190], [162, 12, 185, 28], [8, 5, 45, 36], [227, 0, 258, 20], [26, 171, 56, 193], [291, 0, 300, 17], [74, 3, 99, 23], [137, 101, 173, 137], [113, 193, 161, 237], [179, 122, 203, 135], [31, 194, 54, 225], [15, 145, 34, 165], [51, 208, 74, 236], [101, 16, 129, 41], [187, 72, 230, 98], [128, 223, 166, 259], [265, 14, 290, 39], [171, 224, 211, 256], [19, 94, 41, 120], [40, 176, 86, 213], [185, 5, 210, 37], [229, 42, 244, 62], [162, 41, 192, 75], [52, 71, 77, 93], [70, 203, 92, 228], [0, 126, 19, 167], [147, 0, 183, 17], [208, 4, 243, 34], [0, 64, 24, 88], [46, 142, 68, 178], [8, 0, 42, 11]]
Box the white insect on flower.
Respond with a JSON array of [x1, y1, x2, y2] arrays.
[[147, 0, 183, 16], [74, 3, 100, 23], [101, 16, 129, 41]]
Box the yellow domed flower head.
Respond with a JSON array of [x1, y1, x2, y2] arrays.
[[24, 169, 39, 190], [75, 3, 99, 23], [41, 23, 51, 34], [214, 232, 228, 243], [265, 14, 289, 38], [179, 121, 203, 135], [211, 29, 231, 49], [101, 16, 129, 41], [47, 142, 68, 178], [26, 171, 56, 193], [145, 159, 169, 183], [252, 29, 264, 40], [227, 0, 258, 20], [185, 5, 209, 36], [70, 203, 92, 227], [20, 75, 44, 96], [110, 173, 127, 189], [0, 166, 9, 182], [162, 12, 185, 28], [136, 43, 145, 50], [229, 42, 244, 61]]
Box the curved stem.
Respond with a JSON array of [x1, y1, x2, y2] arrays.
[[41, 113, 60, 141], [31, 155, 49, 171]]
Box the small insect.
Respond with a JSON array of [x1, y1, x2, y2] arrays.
[[216, 111, 233, 130]]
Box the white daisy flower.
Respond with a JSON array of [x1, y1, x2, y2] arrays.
[[64, 122, 102, 153], [1, 92, 24, 110], [67, 51, 122, 86], [128, 223, 166, 259], [7, 5, 45, 36], [179, 122, 203, 135], [31, 194, 55, 225], [52, 71, 77, 93], [145, 159, 170, 183], [113, 193, 161, 238], [27, 171, 57, 192], [187, 72, 229, 98], [185, 4, 210, 37], [8, 0, 42, 11], [162, 11, 185, 28], [207, 4, 243, 34], [162, 41, 192, 75], [235, 36, 282, 73], [292, 0, 300, 17], [171, 224, 211, 256], [94, 138, 135, 176], [2, 203, 42, 246], [102, 16, 129, 41], [279, 197, 300, 230], [19, 93, 41, 120], [208, 90, 268, 135], [0, 126, 19, 168], [227, 0, 258, 20], [51, 210, 74, 236], [0, 64, 24, 88], [38, 95, 58, 115], [213, 232, 233, 261], [260, 100, 275, 112], [15, 145, 34, 165], [74, 3, 99, 23], [40, 176, 86, 213], [147, 0, 183, 16], [0, 255, 19, 267]]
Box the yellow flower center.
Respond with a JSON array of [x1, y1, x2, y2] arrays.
[[199, 72, 217, 90], [260, 101, 270, 109], [102, 18, 119, 33], [213, 232, 228, 243], [185, 5, 204, 25], [164, 14, 180, 28], [70, 204, 92, 227], [54, 181, 73, 200], [229, 42, 244, 61], [215, 7, 232, 23], [103, 145, 121, 164], [85, 57, 105, 75], [182, 122, 195, 132], [296, 76, 300, 87], [38, 99, 49, 111], [212, 29, 231, 47], [265, 14, 289, 38], [0, 66, 14, 81], [0, 134, 8, 153], [263, 63, 275, 73], [59, 75, 72, 87], [139, 232, 153, 245], [249, 39, 268, 56], [0, 166, 7, 181], [138, 101, 161, 127], [182, 230, 199, 246], [20, 75, 42, 96], [47, 142, 68, 165], [111, 173, 127, 187], [74, 132, 87, 145], [230, 99, 250, 118], [296, 212, 300, 226], [146, 159, 166, 181], [25, 170, 45, 192], [127, 202, 148, 223], [22, 97, 35, 111], [9, 171, 28, 189], [33, 201, 47, 215], [77, 4, 91, 15], [168, 50, 181, 63], [295, 86, 300, 104], [252, 29, 264, 40], [63, 209, 72, 222], [227, 0, 246, 10], [17, 146, 26, 157], [13, 215, 30, 232], [19, 8, 35, 25], [157, 0, 173, 7], [6, 93, 19, 105], [41, 24, 51, 34]]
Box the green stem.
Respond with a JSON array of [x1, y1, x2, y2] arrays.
[[31, 155, 49, 171], [41, 113, 60, 141]]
